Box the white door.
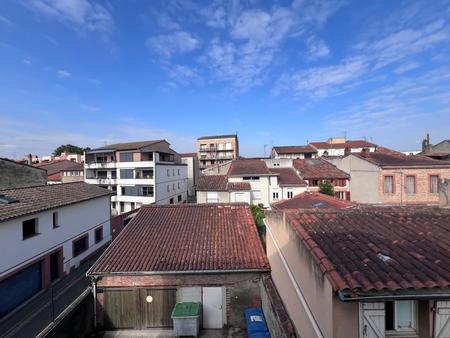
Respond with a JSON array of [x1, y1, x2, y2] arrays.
[[359, 302, 385, 338], [202, 287, 223, 329], [435, 301, 450, 338], [235, 192, 246, 202]]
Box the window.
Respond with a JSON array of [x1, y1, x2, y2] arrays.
[[406, 175, 416, 194], [142, 186, 154, 196], [172, 169, 175, 176], [243, 176, 260, 181], [384, 176, 394, 194], [385, 301, 416, 331], [252, 190, 262, 200], [430, 175, 439, 193], [225, 142, 232, 150], [119, 152, 133, 162], [52, 212, 59, 228], [120, 169, 134, 179], [112, 202, 116, 209], [170, 198, 174, 204], [273, 192, 279, 199], [130, 202, 135, 210], [206, 192, 219, 203], [173, 183, 175, 191], [178, 195, 182, 202], [178, 169, 180, 175], [142, 170, 153, 178], [167, 169, 170, 176], [178, 182, 180, 189], [200, 144, 207, 151], [22, 218, 38, 239], [120, 202, 124, 213], [167, 185, 170, 192], [311, 179, 319, 186], [97, 170, 107, 179], [287, 191, 293, 199], [111, 171, 117, 179], [95, 227, 103, 243], [73, 235, 88, 257]]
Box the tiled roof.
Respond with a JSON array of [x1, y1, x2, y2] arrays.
[[0, 182, 112, 222], [88, 204, 270, 275], [228, 159, 271, 176], [197, 134, 237, 140], [180, 152, 197, 157], [34, 160, 83, 176], [310, 140, 377, 149], [196, 176, 251, 191], [281, 208, 450, 293], [227, 182, 251, 191], [273, 145, 317, 154], [269, 168, 307, 186], [90, 140, 165, 151], [271, 192, 355, 210], [197, 175, 228, 191], [0, 158, 46, 171], [354, 152, 450, 167], [293, 158, 350, 179]]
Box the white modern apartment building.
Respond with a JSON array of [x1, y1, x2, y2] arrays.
[[84, 140, 188, 214], [0, 183, 111, 319]]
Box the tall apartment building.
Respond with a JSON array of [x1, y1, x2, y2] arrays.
[[84, 140, 187, 214], [197, 134, 239, 169]]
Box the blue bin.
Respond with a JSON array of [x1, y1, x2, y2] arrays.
[[245, 308, 270, 337]]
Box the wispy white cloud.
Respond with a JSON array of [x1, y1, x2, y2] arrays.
[[146, 31, 200, 58], [80, 104, 100, 112], [165, 64, 203, 87], [28, 0, 114, 33], [394, 61, 420, 74], [57, 69, 71, 78], [0, 15, 13, 26], [275, 17, 450, 98], [305, 36, 330, 60], [23, 59, 32, 66]]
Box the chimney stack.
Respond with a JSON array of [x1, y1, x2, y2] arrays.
[[27, 154, 32, 165]]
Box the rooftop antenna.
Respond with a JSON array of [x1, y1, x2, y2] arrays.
[[263, 144, 267, 158]]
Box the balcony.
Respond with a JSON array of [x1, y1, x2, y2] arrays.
[[85, 177, 117, 185], [85, 162, 117, 169]]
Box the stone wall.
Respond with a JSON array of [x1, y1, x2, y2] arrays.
[[0, 158, 47, 189]]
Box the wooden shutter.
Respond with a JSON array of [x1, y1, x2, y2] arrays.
[[359, 302, 385, 338], [435, 301, 450, 338]]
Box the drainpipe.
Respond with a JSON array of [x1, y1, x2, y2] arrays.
[[431, 300, 436, 338], [91, 276, 98, 329]]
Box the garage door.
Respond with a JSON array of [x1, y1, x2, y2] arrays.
[[0, 261, 42, 318], [103, 289, 176, 329]]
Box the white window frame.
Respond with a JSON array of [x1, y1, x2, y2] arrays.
[[393, 300, 417, 332]]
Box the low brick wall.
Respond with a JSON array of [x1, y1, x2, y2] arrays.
[[261, 275, 298, 338]]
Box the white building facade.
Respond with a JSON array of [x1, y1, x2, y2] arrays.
[[85, 140, 188, 214], [0, 183, 111, 319]]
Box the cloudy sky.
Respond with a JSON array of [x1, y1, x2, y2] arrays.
[[1, 0, 450, 158]]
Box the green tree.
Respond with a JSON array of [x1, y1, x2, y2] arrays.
[[250, 203, 266, 237], [319, 180, 335, 196], [52, 144, 91, 156]]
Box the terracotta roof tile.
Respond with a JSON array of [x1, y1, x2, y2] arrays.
[[310, 140, 378, 149], [91, 140, 165, 151], [88, 204, 270, 274], [271, 192, 355, 210], [269, 168, 307, 186], [273, 145, 317, 154], [227, 182, 251, 191], [196, 175, 228, 191], [278, 208, 450, 292], [0, 183, 112, 222], [293, 158, 350, 179], [354, 152, 450, 167], [34, 160, 83, 176], [228, 159, 271, 176]]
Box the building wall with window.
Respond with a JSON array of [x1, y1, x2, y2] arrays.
[[197, 135, 239, 169], [61, 169, 84, 183], [0, 195, 111, 318], [378, 168, 450, 204], [154, 164, 188, 205]]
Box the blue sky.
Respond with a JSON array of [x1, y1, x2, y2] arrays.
[[1, 0, 450, 158]]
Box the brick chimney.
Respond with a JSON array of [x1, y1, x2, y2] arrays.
[[27, 154, 33, 165]]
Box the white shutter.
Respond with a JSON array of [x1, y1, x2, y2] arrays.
[[359, 302, 385, 338], [435, 301, 450, 338]]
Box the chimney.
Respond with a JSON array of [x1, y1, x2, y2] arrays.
[[360, 148, 369, 157], [27, 154, 32, 165]]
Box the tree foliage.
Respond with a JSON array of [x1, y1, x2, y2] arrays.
[[319, 180, 335, 196], [52, 144, 91, 156], [250, 203, 266, 237]]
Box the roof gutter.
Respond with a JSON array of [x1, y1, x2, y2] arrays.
[[88, 268, 271, 278], [338, 290, 450, 302]]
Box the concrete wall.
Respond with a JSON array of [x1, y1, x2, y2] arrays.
[[265, 211, 361, 338], [0, 159, 47, 189], [334, 155, 380, 203], [181, 156, 199, 198], [0, 196, 111, 277], [228, 176, 272, 207], [154, 164, 188, 204]]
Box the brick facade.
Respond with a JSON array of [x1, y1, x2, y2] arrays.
[[379, 168, 450, 204]]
